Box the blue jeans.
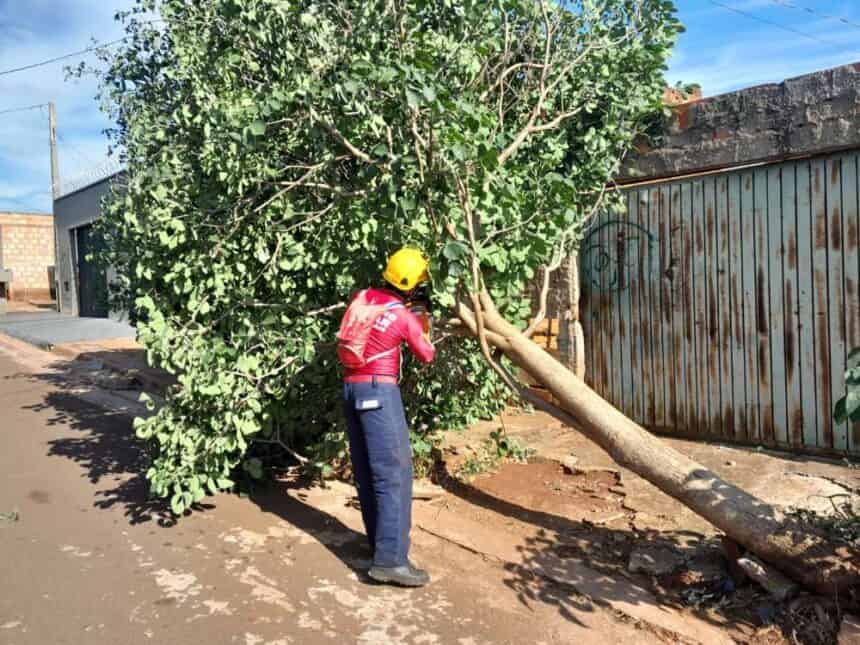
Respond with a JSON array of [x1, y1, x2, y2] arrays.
[[342, 381, 413, 568]]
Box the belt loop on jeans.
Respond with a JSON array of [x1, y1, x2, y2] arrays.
[[372, 375, 377, 388]]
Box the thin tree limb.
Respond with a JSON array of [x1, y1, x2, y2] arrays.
[[321, 122, 373, 163]]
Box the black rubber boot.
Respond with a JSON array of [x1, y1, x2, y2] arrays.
[[368, 562, 430, 587]]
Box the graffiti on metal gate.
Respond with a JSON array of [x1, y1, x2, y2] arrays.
[[580, 219, 654, 293]]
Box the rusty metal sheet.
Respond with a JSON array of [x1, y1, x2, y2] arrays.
[[718, 174, 736, 438], [841, 153, 860, 453], [591, 210, 609, 399], [781, 163, 804, 446], [692, 180, 711, 436], [638, 190, 656, 427], [668, 183, 686, 432], [599, 210, 613, 400], [728, 174, 747, 439], [581, 150, 860, 456], [765, 166, 786, 445], [827, 156, 847, 452], [796, 160, 819, 448], [655, 185, 675, 430], [626, 192, 643, 423], [603, 210, 617, 403], [617, 195, 635, 421], [651, 187, 667, 428], [753, 169, 773, 442], [580, 214, 596, 391], [680, 181, 698, 433], [812, 158, 834, 450], [705, 176, 724, 436], [741, 171, 761, 442], [611, 212, 629, 417]]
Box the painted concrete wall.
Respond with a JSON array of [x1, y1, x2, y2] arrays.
[[53, 176, 120, 318]]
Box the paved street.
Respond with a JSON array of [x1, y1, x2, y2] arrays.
[[0, 341, 651, 645]]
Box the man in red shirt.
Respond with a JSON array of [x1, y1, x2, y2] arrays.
[[337, 248, 435, 587]]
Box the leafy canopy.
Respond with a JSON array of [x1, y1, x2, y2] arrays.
[[95, 0, 680, 513]]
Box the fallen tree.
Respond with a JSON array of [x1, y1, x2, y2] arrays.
[[93, 0, 859, 593]]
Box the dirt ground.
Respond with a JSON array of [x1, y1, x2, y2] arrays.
[[0, 333, 858, 644], [429, 412, 860, 644]]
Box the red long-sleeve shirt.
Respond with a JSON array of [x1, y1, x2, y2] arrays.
[[342, 287, 435, 378]]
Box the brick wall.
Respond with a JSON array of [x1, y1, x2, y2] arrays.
[[0, 212, 55, 301]]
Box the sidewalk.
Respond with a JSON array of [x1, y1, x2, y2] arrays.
[[0, 311, 135, 348]]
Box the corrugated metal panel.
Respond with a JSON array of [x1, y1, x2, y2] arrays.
[[581, 151, 860, 455]]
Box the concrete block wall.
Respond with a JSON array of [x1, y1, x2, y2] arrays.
[[620, 62, 860, 182], [0, 213, 55, 301]]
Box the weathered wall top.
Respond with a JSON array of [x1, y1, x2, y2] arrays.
[[620, 62, 860, 183]]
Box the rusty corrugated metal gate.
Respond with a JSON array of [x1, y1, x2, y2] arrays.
[[580, 150, 860, 455]]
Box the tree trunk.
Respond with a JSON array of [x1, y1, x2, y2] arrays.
[[471, 298, 860, 595], [558, 253, 586, 380]]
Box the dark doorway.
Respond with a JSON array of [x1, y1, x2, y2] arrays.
[[75, 224, 108, 318]]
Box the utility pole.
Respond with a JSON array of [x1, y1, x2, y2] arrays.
[[48, 102, 60, 199], [48, 102, 63, 312]]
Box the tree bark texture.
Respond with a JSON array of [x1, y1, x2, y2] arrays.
[[552, 254, 586, 379]]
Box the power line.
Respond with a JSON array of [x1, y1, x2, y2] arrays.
[[0, 38, 127, 78], [769, 0, 860, 32], [0, 18, 175, 79], [0, 103, 47, 116], [708, 0, 844, 48]]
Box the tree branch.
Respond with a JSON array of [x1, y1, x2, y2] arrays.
[[321, 122, 373, 163], [524, 184, 609, 338]]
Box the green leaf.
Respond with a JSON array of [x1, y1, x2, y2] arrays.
[[442, 241, 467, 261], [834, 396, 848, 424], [405, 88, 422, 109], [170, 493, 185, 515], [846, 390, 860, 418], [99, 0, 679, 520]]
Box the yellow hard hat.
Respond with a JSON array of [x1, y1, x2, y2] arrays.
[[383, 247, 429, 291]]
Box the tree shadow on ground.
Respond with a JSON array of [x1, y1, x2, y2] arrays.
[[10, 360, 181, 527], [7, 353, 374, 579], [430, 460, 795, 637], [247, 477, 377, 581]]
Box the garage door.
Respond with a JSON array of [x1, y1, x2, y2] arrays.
[[76, 224, 108, 318]]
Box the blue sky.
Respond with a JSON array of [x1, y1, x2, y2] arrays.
[[1, 0, 860, 213]]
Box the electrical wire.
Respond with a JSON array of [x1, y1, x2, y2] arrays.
[[769, 0, 860, 32], [0, 18, 176, 79], [0, 38, 128, 78], [0, 103, 47, 116], [707, 0, 845, 48]]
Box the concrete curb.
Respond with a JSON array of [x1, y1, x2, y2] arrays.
[[0, 331, 150, 418]]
